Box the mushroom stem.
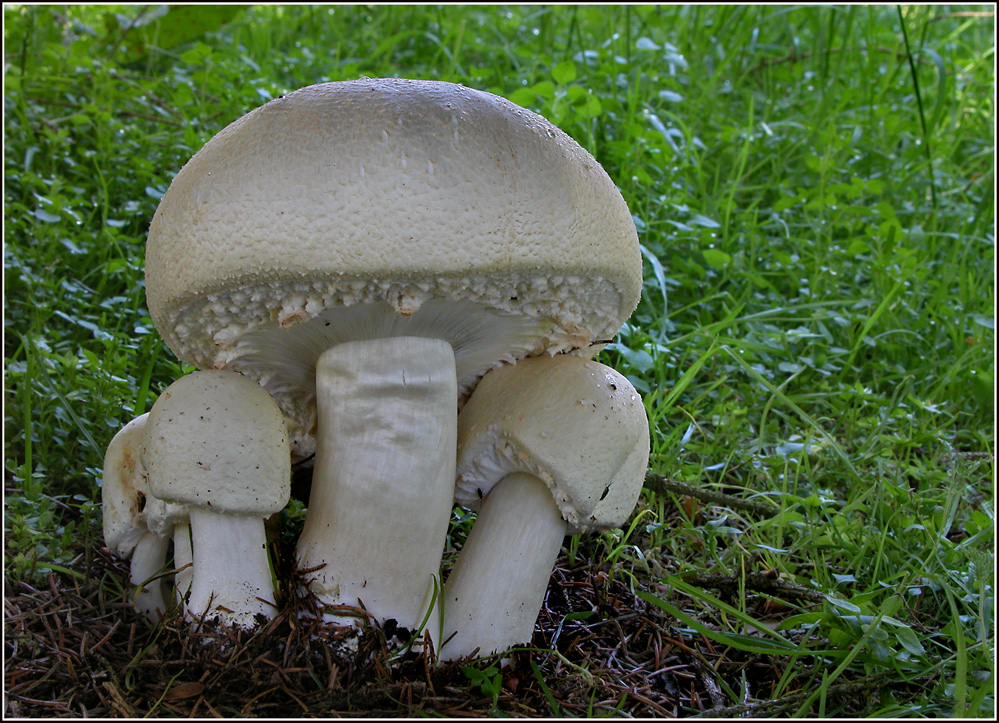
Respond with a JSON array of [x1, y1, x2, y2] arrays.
[[439, 472, 567, 661], [130, 530, 172, 619], [173, 521, 193, 607], [186, 508, 276, 629], [296, 336, 457, 633]]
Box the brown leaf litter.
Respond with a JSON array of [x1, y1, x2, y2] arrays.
[[4, 538, 928, 717]]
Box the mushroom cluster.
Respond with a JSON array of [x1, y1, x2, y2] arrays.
[[103, 78, 650, 658]]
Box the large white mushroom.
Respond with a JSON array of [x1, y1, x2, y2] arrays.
[[439, 355, 650, 661], [142, 369, 291, 629], [142, 78, 643, 636]]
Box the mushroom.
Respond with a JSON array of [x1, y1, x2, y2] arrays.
[[439, 355, 650, 661], [142, 369, 291, 629], [142, 78, 642, 635], [102, 413, 179, 619]]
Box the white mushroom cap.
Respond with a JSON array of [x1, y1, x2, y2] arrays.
[[143, 370, 290, 514], [144, 78, 641, 443], [101, 412, 188, 546], [102, 413, 178, 619], [103, 414, 152, 558], [454, 355, 650, 534]]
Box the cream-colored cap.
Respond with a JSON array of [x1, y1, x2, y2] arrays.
[[143, 370, 290, 514], [455, 355, 649, 534], [103, 413, 190, 553], [103, 414, 152, 557], [145, 79, 640, 399]]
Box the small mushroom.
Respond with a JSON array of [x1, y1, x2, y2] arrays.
[[143, 78, 643, 635], [142, 369, 291, 629], [439, 355, 649, 661], [102, 413, 179, 619]]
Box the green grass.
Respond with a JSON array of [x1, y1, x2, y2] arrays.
[[4, 4, 994, 717]]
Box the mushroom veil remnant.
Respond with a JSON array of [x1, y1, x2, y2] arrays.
[[141, 78, 645, 640]]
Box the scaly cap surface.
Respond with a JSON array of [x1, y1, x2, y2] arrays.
[[145, 79, 641, 375]]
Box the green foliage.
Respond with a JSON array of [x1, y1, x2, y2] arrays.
[[462, 662, 505, 711], [3, 3, 993, 716]]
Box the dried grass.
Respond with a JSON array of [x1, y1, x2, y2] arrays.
[[4, 539, 918, 717]]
